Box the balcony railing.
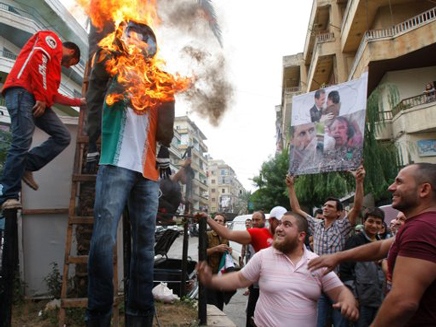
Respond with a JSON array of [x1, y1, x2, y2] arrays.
[[307, 32, 335, 85], [376, 110, 393, 121], [0, 50, 17, 60], [315, 32, 335, 44], [349, 6, 436, 79], [393, 93, 436, 116]]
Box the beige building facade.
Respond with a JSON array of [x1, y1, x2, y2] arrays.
[[207, 159, 245, 215], [174, 116, 209, 211], [279, 0, 436, 165]]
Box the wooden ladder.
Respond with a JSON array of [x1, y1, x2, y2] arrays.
[[58, 62, 120, 327]]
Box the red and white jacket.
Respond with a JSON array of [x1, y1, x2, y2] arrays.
[[2, 31, 81, 108]]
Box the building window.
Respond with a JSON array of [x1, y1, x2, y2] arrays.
[[222, 189, 225, 193], [211, 179, 215, 184], [211, 188, 216, 193], [212, 198, 216, 202]]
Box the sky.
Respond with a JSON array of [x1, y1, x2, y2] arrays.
[[62, 0, 313, 191]]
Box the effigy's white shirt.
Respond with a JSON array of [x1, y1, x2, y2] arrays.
[[241, 246, 343, 327]]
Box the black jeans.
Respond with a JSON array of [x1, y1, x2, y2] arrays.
[[246, 285, 259, 327]]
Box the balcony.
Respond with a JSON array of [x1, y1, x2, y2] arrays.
[[392, 93, 436, 136], [307, 32, 336, 91], [303, 0, 332, 63], [349, 6, 436, 79]]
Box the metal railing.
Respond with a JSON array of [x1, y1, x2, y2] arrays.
[[393, 93, 436, 116], [349, 6, 436, 79]]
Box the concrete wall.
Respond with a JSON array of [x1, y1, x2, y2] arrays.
[[372, 2, 434, 30]]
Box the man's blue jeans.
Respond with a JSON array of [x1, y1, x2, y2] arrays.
[[0, 87, 71, 203], [87, 165, 159, 321], [317, 293, 348, 327]]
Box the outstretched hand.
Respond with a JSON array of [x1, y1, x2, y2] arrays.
[[308, 254, 340, 275]]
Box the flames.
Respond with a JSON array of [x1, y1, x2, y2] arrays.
[[78, 0, 191, 112]]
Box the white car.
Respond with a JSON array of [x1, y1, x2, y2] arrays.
[[228, 214, 270, 265]]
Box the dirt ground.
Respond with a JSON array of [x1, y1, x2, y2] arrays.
[[11, 300, 198, 327]]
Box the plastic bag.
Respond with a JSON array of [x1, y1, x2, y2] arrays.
[[152, 282, 180, 303]]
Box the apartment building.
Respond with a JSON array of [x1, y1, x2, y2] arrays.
[[279, 0, 436, 164], [174, 116, 209, 211], [207, 159, 245, 215]]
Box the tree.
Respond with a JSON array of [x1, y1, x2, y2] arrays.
[[250, 149, 290, 212]]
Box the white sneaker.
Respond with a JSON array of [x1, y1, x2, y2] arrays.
[[1, 199, 22, 210]]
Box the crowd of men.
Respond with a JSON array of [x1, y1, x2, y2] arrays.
[[198, 163, 436, 327]]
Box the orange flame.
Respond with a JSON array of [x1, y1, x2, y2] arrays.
[[78, 0, 191, 113]]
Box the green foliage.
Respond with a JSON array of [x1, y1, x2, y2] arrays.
[[0, 129, 11, 175], [43, 262, 62, 299], [250, 149, 290, 212]]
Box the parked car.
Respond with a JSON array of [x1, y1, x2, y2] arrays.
[[154, 229, 198, 299]]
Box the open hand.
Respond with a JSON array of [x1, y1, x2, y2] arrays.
[[308, 254, 340, 275]]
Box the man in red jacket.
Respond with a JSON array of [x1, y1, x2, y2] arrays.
[[0, 30, 85, 210]]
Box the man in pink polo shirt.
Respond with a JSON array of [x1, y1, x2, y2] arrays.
[[197, 211, 358, 327]]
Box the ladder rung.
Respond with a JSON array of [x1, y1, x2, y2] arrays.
[[73, 174, 97, 182], [76, 136, 101, 144], [69, 217, 94, 225], [68, 255, 88, 264]]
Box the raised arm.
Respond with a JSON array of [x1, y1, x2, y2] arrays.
[[196, 261, 252, 291], [286, 174, 308, 218], [308, 237, 394, 274], [206, 216, 252, 245], [347, 165, 365, 225]]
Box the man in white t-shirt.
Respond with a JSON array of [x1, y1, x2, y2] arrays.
[[197, 211, 358, 327]]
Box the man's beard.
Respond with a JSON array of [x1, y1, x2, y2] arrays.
[[273, 235, 299, 254], [392, 188, 420, 212]]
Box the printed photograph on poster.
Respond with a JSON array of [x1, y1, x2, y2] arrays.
[[417, 139, 436, 157], [288, 73, 368, 175]]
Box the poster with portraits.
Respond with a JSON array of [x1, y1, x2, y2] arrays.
[[289, 73, 368, 175]]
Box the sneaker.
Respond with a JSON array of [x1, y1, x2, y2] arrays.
[[22, 171, 39, 190], [1, 199, 22, 210]]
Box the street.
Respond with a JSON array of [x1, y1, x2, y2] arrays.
[[167, 234, 247, 327]]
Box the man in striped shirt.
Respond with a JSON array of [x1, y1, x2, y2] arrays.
[[286, 165, 365, 327], [197, 211, 358, 327]]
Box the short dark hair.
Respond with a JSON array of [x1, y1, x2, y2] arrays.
[[63, 41, 81, 62], [314, 89, 326, 99], [324, 197, 343, 211], [328, 90, 340, 104], [413, 163, 436, 199], [314, 208, 323, 216], [364, 207, 385, 221], [283, 211, 308, 233]]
